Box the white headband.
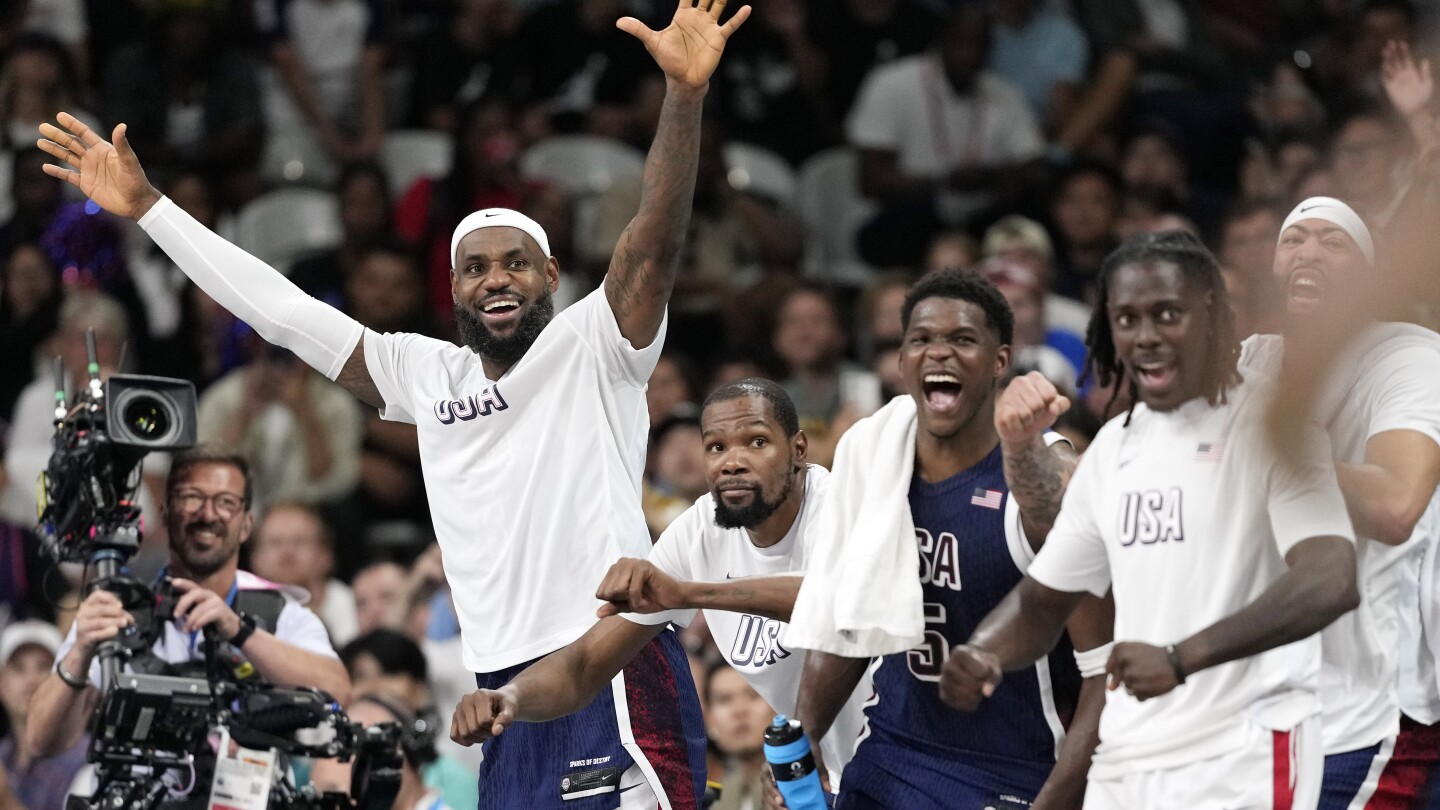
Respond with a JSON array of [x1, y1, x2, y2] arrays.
[[450, 208, 552, 266], [1279, 196, 1374, 266]]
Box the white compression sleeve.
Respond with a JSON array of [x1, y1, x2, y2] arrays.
[[1073, 641, 1114, 679], [137, 196, 364, 380]]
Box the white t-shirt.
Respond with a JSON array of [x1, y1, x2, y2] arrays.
[[623, 466, 870, 774], [54, 570, 339, 687], [847, 55, 1044, 223], [1242, 326, 1440, 752], [1397, 495, 1440, 723], [364, 287, 663, 672], [1026, 380, 1355, 777]]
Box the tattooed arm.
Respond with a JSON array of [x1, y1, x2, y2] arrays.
[[604, 0, 750, 347], [996, 372, 1079, 549], [1007, 435, 1079, 551]]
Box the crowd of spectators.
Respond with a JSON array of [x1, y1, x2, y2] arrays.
[[0, 0, 1438, 806]]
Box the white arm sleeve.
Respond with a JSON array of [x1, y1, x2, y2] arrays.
[[137, 196, 364, 380]]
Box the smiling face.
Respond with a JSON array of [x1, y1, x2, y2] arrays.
[[900, 297, 1009, 440], [1107, 261, 1213, 412], [451, 226, 559, 369], [1273, 218, 1368, 319], [164, 462, 252, 579]]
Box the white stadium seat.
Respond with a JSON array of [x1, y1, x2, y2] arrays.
[[796, 146, 879, 288], [234, 187, 343, 274]]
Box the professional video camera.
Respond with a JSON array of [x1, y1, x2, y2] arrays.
[[38, 333, 402, 810]]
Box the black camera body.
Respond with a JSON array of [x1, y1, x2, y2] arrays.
[[40, 344, 401, 810]]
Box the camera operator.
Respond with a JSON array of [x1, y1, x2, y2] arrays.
[[23, 446, 352, 795]]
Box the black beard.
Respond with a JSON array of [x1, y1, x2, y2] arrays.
[[455, 291, 555, 366], [170, 522, 233, 578], [713, 473, 794, 530]]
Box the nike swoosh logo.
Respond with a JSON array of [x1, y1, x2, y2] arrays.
[[484, 211, 501, 217], [1300, 205, 1318, 212]]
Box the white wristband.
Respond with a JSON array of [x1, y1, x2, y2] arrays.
[[1073, 642, 1114, 679], [138, 196, 365, 380]]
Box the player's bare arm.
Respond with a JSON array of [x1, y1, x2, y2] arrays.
[[793, 650, 869, 791], [939, 577, 1087, 710], [596, 558, 803, 622], [1029, 594, 1113, 810], [604, 0, 750, 347], [451, 616, 664, 746], [36, 114, 387, 408], [1109, 534, 1357, 701], [1334, 430, 1440, 545], [997, 371, 1078, 549]]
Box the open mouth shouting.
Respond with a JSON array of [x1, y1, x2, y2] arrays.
[[921, 371, 964, 414], [1286, 268, 1326, 313], [1131, 358, 1178, 396]]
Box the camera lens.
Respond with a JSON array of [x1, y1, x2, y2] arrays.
[[123, 396, 172, 439]]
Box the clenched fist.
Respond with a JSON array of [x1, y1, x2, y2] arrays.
[[452, 688, 518, 746], [1106, 642, 1183, 701], [937, 644, 1003, 711], [996, 372, 1070, 446], [595, 558, 688, 618]]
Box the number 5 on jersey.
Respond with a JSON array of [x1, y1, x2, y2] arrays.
[[908, 602, 949, 682]]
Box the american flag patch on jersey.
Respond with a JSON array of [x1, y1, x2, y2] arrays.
[[971, 488, 1003, 509], [1195, 442, 1226, 462]]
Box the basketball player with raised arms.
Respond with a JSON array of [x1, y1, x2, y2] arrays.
[[36, 1, 751, 805], [941, 231, 1360, 809], [1244, 197, 1440, 808]]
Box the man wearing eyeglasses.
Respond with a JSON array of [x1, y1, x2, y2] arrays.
[[25, 446, 351, 807]]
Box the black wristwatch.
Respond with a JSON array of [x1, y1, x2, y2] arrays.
[[230, 611, 258, 648], [56, 659, 89, 691], [1164, 643, 1188, 685]]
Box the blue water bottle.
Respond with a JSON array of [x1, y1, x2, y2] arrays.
[[763, 715, 827, 809]]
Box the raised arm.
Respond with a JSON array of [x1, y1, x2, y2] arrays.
[[596, 558, 803, 622], [604, 0, 750, 347], [996, 372, 1078, 548], [37, 114, 384, 408], [451, 616, 665, 745]]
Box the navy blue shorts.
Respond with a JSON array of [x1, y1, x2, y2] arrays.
[[1321, 740, 1387, 809], [473, 628, 706, 810], [836, 732, 1050, 810]]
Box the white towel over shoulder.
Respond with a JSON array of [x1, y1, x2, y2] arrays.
[[785, 396, 925, 657]]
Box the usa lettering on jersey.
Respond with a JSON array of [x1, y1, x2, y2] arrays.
[[730, 614, 790, 667], [433, 384, 509, 424], [916, 528, 963, 590], [1118, 488, 1185, 546]]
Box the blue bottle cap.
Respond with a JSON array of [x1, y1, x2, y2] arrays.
[[771, 714, 788, 728]]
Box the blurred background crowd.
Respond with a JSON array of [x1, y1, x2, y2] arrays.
[[0, 0, 1438, 806]]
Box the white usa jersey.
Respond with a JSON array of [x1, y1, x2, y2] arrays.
[[625, 466, 871, 774], [1242, 325, 1440, 752], [1027, 378, 1355, 777], [365, 288, 663, 672]]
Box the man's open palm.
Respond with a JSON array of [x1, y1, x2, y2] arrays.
[[37, 112, 159, 221], [618, 0, 751, 89]]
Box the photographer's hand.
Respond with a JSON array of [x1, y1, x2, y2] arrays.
[[171, 578, 241, 639], [72, 589, 135, 666]]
